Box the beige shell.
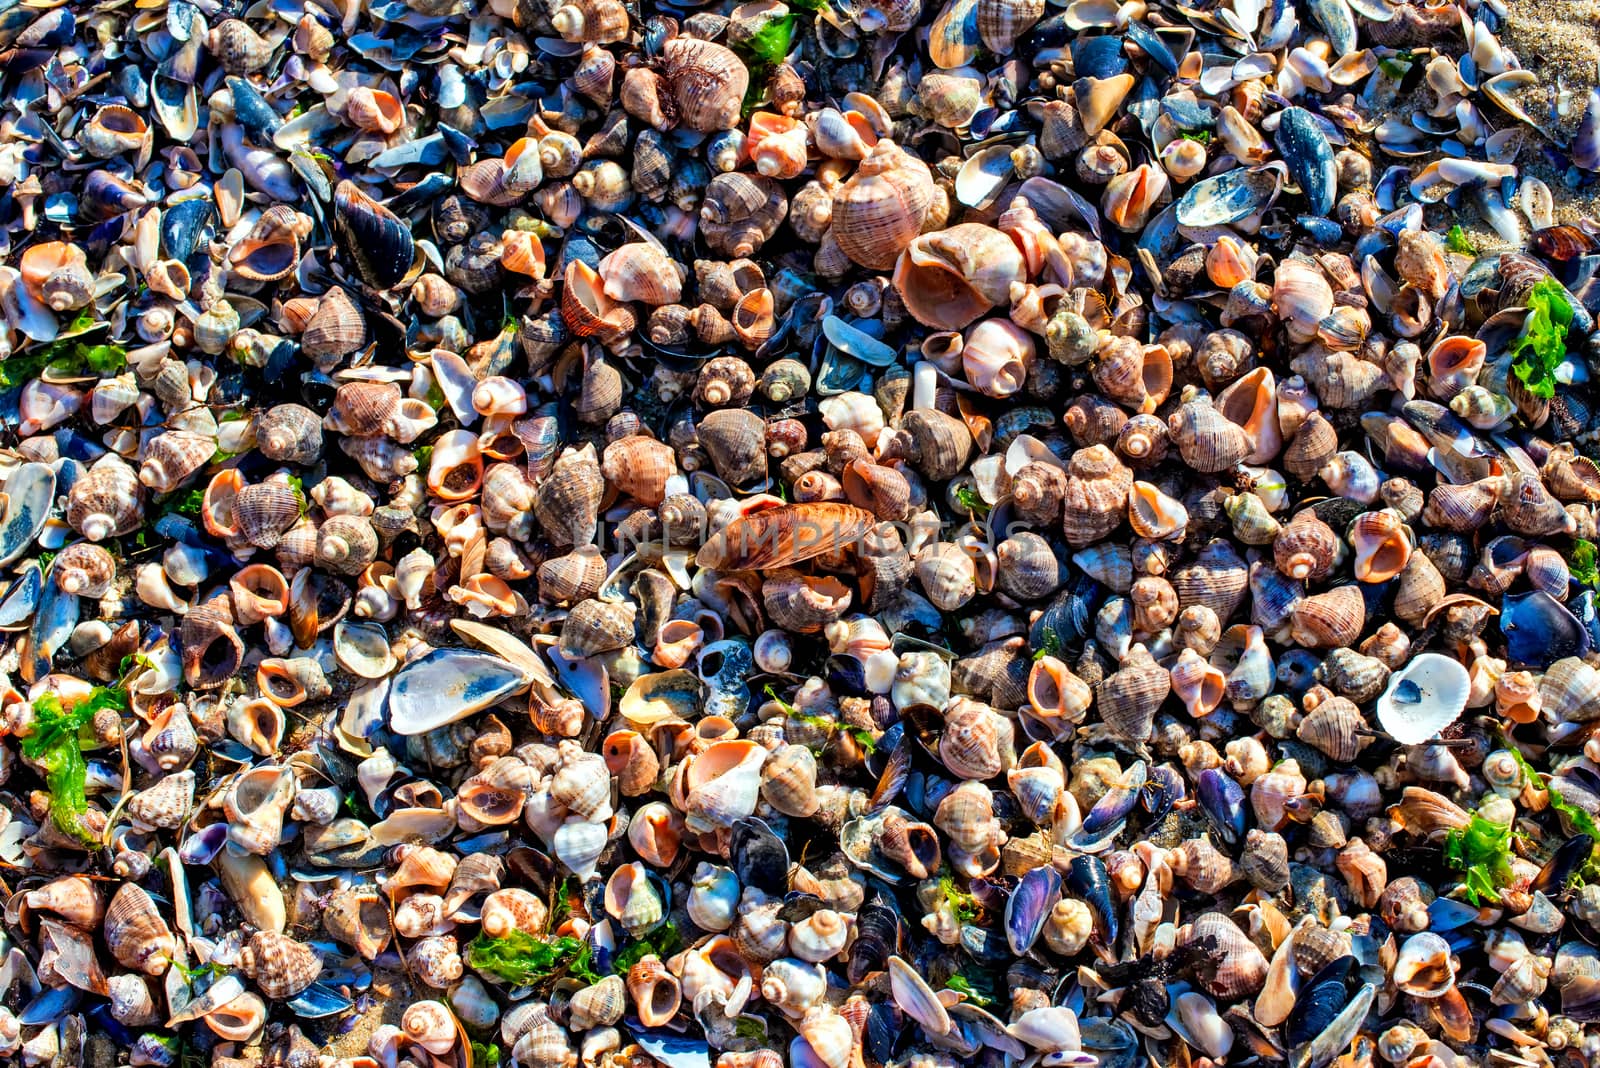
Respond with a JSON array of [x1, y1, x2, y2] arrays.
[[139, 430, 217, 493], [662, 38, 751, 132], [105, 883, 178, 976], [893, 223, 1027, 330], [599, 242, 684, 305], [238, 930, 323, 999], [832, 140, 935, 271], [1062, 445, 1132, 547], [1176, 913, 1268, 999], [208, 19, 274, 73], [976, 0, 1044, 52]]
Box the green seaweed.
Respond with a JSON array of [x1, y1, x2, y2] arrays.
[[1445, 225, 1477, 255], [1032, 625, 1063, 661], [0, 310, 127, 388], [610, 919, 683, 975], [1572, 539, 1599, 588], [938, 869, 981, 924], [470, 1043, 500, 1068], [944, 973, 994, 1007], [1443, 812, 1516, 905], [466, 930, 602, 987], [286, 474, 310, 516], [1508, 277, 1574, 400], [21, 686, 128, 845], [732, 13, 798, 113], [955, 485, 991, 515], [161, 488, 207, 520], [732, 1017, 768, 1041]]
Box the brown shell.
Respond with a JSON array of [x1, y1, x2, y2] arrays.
[[180, 596, 244, 690], [139, 431, 218, 493], [895, 408, 976, 482], [325, 381, 402, 437], [1296, 695, 1368, 762], [300, 286, 367, 363], [1168, 392, 1251, 473], [1273, 510, 1340, 582], [1176, 913, 1267, 999], [698, 408, 770, 487], [603, 435, 678, 506], [258, 403, 324, 465], [238, 930, 323, 1000], [1095, 645, 1169, 744], [1281, 411, 1339, 481], [1062, 445, 1132, 547], [661, 38, 750, 132], [534, 445, 605, 546], [235, 481, 303, 550], [105, 883, 178, 977], [832, 140, 935, 271], [1171, 539, 1250, 622], [763, 568, 853, 633], [67, 456, 145, 541], [698, 503, 875, 571], [1290, 585, 1367, 648], [558, 598, 638, 657]]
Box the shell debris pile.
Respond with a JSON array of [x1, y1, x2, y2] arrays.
[[8, 0, 1600, 1064]]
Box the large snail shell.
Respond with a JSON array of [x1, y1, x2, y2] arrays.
[[662, 38, 750, 133], [832, 140, 935, 271], [892, 223, 1027, 330]]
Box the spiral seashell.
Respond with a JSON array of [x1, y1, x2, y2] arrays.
[[661, 37, 750, 132], [401, 1001, 460, 1055], [893, 223, 1027, 330], [105, 883, 178, 976], [832, 140, 935, 270], [628, 957, 683, 1027], [208, 19, 274, 73]]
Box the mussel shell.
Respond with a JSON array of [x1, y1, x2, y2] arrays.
[[730, 816, 790, 895], [1196, 766, 1247, 847], [1501, 590, 1591, 667], [1004, 864, 1061, 955], [333, 180, 417, 290]]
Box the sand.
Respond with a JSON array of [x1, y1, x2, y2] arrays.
[[1447, 0, 1600, 247]]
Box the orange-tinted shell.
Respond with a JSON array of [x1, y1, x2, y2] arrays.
[[832, 140, 935, 271]]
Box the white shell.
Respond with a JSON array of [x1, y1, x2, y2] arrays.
[[388, 647, 530, 735], [1375, 652, 1470, 745]]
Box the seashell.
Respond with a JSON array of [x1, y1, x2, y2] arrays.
[[1393, 932, 1457, 998], [599, 243, 683, 305], [833, 141, 936, 270], [762, 743, 820, 817], [1290, 585, 1366, 648], [629, 956, 683, 1027], [65, 456, 145, 542], [238, 930, 322, 1000], [1169, 390, 1252, 473], [402, 1001, 460, 1056], [139, 431, 217, 493], [1377, 652, 1471, 744], [977, 0, 1044, 53], [893, 224, 1027, 330], [257, 404, 323, 465], [661, 38, 749, 132], [105, 883, 178, 976], [209, 20, 275, 73], [1062, 445, 1132, 546]]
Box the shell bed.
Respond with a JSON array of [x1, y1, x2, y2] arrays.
[[8, 0, 1600, 1065]]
